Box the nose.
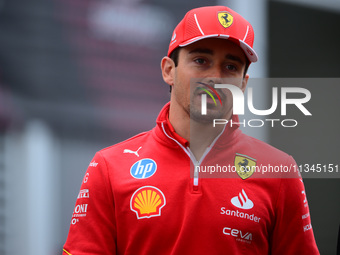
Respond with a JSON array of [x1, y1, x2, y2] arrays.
[[205, 77, 224, 87], [202, 63, 226, 87], [209, 65, 224, 80]]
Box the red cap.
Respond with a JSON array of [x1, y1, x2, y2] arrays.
[[168, 6, 258, 63]]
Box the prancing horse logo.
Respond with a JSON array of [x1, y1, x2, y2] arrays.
[[234, 154, 256, 180], [218, 12, 234, 28], [238, 159, 249, 169]]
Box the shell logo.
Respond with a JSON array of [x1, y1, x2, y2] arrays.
[[130, 186, 166, 219]]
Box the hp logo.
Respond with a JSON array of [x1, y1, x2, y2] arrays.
[[130, 159, 157, 179]]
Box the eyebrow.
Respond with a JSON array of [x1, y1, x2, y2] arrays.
[[225, 54, 245, 66], [188, 48, 213, 55], [188, 48, 245, 65]]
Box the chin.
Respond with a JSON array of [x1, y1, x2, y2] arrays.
[[189, 108, 226, 124]]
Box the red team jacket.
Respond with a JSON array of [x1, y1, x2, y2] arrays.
[[63, 103, 319, 254]]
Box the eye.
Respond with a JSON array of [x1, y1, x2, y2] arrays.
[[225, 64, 237, 71], [194, 58, 207, 65]]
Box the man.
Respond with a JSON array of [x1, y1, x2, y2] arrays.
[[63, 6, 319, 254]]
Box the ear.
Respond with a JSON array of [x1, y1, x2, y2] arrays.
[[161, 56, 175, 87], [241, 74, 249, 92]]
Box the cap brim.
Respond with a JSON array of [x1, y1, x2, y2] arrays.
[[179, 34, 258, 63]]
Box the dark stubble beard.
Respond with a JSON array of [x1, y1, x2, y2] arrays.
[[189, 103, 229, 124]]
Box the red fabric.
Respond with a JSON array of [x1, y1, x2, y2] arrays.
[[63, 102, 319, 255], [167, 6, 258, 62]]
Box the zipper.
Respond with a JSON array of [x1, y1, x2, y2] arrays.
[[161, 122, 227, 190], [188, 148, 205, 191]]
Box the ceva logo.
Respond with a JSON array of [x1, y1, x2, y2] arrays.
[[223, 227, 252, 243], [130, 158, 157, 179]]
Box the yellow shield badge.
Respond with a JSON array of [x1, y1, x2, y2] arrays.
[[218, 12, 234, 28], [234, 153, 256, 179]]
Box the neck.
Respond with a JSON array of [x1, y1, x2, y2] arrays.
[[168, 102, 225, 161]]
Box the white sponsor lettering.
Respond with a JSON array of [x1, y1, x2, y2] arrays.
[[77, 189, 89, 199], [220, 207, 261, 223], [134, 161, 153, 178], [83, 173, 89, 183], [72, 204, 88, 218], [223, 227, 252, 244], [302, 212, 310, 220], [74, 204, 88, 214], [302, 190, 308, 207], [71, 218, 79, 225], [89, 161, 98, 167], [303, 223, 312, 232]]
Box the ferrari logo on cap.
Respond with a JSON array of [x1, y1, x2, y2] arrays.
[[218, 12, 234, 28], [235, 153, 256, 179]]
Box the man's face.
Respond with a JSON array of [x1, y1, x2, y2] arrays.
[[171, 38, 249, 123]]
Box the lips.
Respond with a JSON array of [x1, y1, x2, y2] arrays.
[[195, 82, 224, 105]]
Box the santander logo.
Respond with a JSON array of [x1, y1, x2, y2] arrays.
[[231, 189, 254, 210]]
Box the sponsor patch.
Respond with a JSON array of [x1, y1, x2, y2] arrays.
[[218, 12, 233, 28], [231, 189, 253, 209], [220, 189, 261, 223], [303, 223, 312, 232], [235, 153, 256, 179], [123, 146, 142, 157], [77, 189, 89, 199], [130, 158, 157, 179], [89, 161, 98, 167], [71, 203, 88, 225], [223, 227, 252, 244], [130, 186, 166, 219], [83, 173, 89, 183]]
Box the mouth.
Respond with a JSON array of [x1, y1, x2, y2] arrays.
[[195, 82, 223, 106]]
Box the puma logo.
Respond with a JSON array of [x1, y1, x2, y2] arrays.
[[123, 147, 142, 157]]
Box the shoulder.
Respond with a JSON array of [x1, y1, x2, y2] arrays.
[[237, 132, 296, 165], [235, 133, 301, 178], [98, 130, 153, 158]]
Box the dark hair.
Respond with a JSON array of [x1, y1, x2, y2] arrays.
[[169, 48, 180, 67], [168, 48, 180, 93], [168, 47, 250, 92]]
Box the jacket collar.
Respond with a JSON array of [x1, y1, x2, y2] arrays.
[[154, 102, 241, 148]]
